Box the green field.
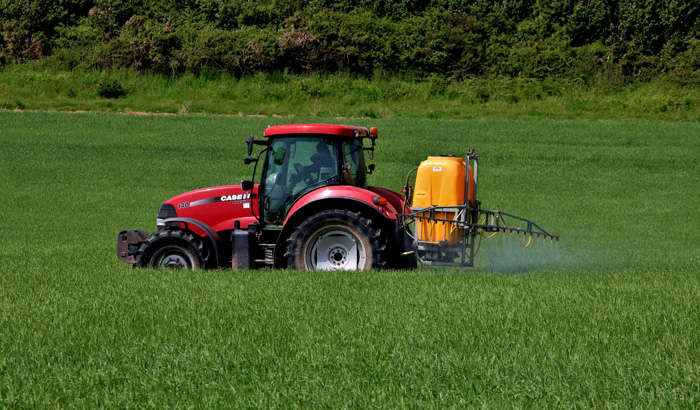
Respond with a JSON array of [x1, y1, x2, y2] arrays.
[[1, 112, 699, 408]]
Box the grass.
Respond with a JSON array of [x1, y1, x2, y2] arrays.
[[1, 112, 699, 407], [2, 64, 700, 121]]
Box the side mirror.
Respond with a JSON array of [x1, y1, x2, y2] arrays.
[[363, 138, 376, 160], [241, 180, 254, 191], [246, 135, 254, 156], [367, 164, 375, 174]]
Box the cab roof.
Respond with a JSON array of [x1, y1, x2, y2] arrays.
[[263, 124, 377, 139]]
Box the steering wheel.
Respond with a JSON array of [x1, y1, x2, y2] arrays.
[[293, 163, 315, 185]]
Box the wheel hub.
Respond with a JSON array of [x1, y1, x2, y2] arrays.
[[151, 245, 194, 269], [308, 230, 363, 270], [329, 247, 347, 266], [161, 254, 188, 269]]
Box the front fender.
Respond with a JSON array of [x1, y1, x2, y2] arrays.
[[161, 217, 224, 268]]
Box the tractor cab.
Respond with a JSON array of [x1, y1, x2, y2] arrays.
[[246, 124, 377, 226]]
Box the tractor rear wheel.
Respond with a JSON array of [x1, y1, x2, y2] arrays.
[[286, 209, 385, 270], [136, 230, 208, 269]]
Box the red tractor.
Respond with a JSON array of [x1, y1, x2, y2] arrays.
[[118, 124, 414, 270], [118, 123, 558, 270]]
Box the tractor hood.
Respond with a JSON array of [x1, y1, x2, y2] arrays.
[[161, 184, 259, 233]]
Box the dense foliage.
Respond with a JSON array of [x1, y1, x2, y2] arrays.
[[2, 0, 700, 82]]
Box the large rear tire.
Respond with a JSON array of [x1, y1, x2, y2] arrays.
[[136, 230, 208, 269], [286, 210, 385, 270]]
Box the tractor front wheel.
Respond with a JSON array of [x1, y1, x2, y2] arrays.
[[286, 210, 385, 270], [136, 230, 208, 269]]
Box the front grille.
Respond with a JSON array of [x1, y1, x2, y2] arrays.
[[156, 203, 178, 228]]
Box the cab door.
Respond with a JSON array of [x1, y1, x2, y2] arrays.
[[261, 137, 339, 226]]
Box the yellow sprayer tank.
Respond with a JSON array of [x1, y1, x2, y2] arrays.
[[413, 156, 475, 244]]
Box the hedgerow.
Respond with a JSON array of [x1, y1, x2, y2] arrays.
[[1, 0, 699, 82]]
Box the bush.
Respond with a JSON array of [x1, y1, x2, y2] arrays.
[[97, 77, 126, 98], [0, 21, 47, 63], [1, 0, 700, 82], [175, 26, 278, 76]]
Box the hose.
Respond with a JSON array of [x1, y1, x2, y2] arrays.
[[402, 167, 419, 214], [484, 230, 499, 239], [473, 231, 484, 258], [449, 211, 461, 235], [479, 216, 498, 239]]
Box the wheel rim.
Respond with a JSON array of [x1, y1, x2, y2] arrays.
[[304, 227, 366, 270], [150, 245, 194, 269]]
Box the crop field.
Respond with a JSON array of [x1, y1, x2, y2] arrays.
[[1, 111, 699, 408]]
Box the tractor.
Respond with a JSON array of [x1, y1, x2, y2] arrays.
[[117, 123, 558, 270], [118, 124, 414, 270]]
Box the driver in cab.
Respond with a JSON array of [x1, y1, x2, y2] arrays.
[[291, 141, 336, 188]]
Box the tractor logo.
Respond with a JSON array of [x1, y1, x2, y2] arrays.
[[221, 193, 250, 202]]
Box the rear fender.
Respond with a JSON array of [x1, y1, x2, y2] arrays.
[[285, 186, 398, 224], [368, 186, 406, 214]]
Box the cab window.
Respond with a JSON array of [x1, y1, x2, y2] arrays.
[[263, 137, 338, 225], [342, 139, 368, 188]]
